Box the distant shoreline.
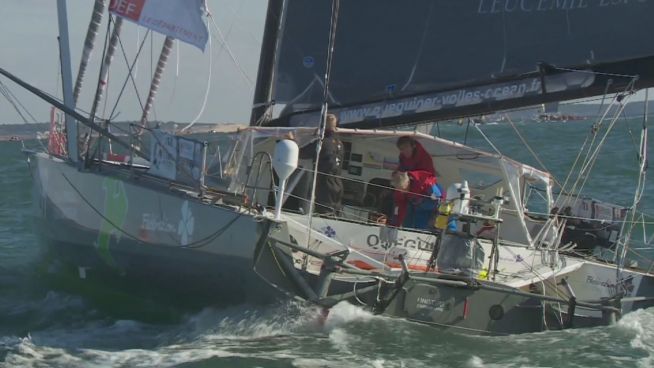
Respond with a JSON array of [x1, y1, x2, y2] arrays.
[[0, 135, 31, 142], [0, 122, 246, 142]]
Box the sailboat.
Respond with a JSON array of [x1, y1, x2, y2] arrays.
[[1, 0, 654, 335], [537, 101, 588, 122], [244, 0, 654, 334], [538, 101, 563, 121], [0, 0, 288, 304]]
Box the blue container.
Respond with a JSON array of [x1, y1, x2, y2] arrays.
[[447, 216, 457, 232]]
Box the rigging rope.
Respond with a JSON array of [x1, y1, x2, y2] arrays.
[[617, 88, 649, 274], [552, 66, 639, 79], [505, 114, 561, 187], [473, 123, 502, 156], [570, 95, 632, 210], [207, 10, 253, 88], [181, 28, 213, 132], [0, 81, 37, 123], [552, 81, 636, 215], [0, 81, 50, 151], [181, 4, 254, 133], [109, 29, 151, 124]]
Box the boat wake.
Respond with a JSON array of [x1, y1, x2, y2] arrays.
[[2, 294, 654, 367], [0, 301, 329, 367], [616, 308, 654, 353], [0, 299, 436, 367], [323, 301, 378, 331]]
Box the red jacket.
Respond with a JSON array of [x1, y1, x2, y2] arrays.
[[391, 170, 442, 227], [398, 140, 435, 176]]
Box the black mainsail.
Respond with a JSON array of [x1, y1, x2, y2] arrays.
[[251, 0, 654, 128]]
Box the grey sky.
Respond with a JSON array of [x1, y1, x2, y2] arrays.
[[0, 0, 266, 125]]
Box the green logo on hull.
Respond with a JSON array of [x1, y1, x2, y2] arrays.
[[96, 178, 129, 267]]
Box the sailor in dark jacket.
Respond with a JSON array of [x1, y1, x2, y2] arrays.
[[300, 114, 344, 215]]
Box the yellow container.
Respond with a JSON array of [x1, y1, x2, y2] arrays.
[[435, 215, 449, 230], [435, 203, 452, 230]]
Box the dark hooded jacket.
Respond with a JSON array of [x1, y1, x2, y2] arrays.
[[300, 130, 344, 214]]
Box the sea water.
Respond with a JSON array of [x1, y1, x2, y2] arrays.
[[1, 119, 653, 367]]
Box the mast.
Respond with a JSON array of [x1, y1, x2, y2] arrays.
[[56, 0, 78, 162], [74, 0, 107, 103], [250, 0, 285, 126], [139, 36, 174, 131], [306, 0, 339, 242]]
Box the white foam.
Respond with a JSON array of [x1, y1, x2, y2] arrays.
[[466, 355, 485, 368], [292, 358, 341, 367], [323, 301, 376, 331], [328, 328, 351, 353], [613, 308, 654, 368], [3, 336, 85, 368], [4, 334, 251, 367], [617, 308, 654, 351]]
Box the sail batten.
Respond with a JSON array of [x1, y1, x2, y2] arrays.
[[252, 0, 654, 128], [74, 0, 107, 104], [89, 16, 123, 122]]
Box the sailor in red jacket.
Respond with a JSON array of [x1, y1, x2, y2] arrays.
[[396, 136, 436, 176], [389, 170, 444, 230]]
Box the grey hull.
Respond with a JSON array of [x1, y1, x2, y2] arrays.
[[253, 232, 542, 335], [376, 280, 544, 335], [29, 152, 280, 305], [254, 231, 625, 335]]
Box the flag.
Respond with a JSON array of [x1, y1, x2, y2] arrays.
[[109, 0, 209, 51]]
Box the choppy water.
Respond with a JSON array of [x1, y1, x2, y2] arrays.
[[1, 119, 654, 367]]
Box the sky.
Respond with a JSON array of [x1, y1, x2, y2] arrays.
[[0, 0, 266, 125], [1, 1, 650, 126]]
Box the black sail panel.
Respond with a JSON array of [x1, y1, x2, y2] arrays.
[[253, 0, 654, 127]]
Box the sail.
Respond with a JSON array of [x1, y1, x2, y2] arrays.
[[252, 0, 654, 128], [109, 0, 208, 51]]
